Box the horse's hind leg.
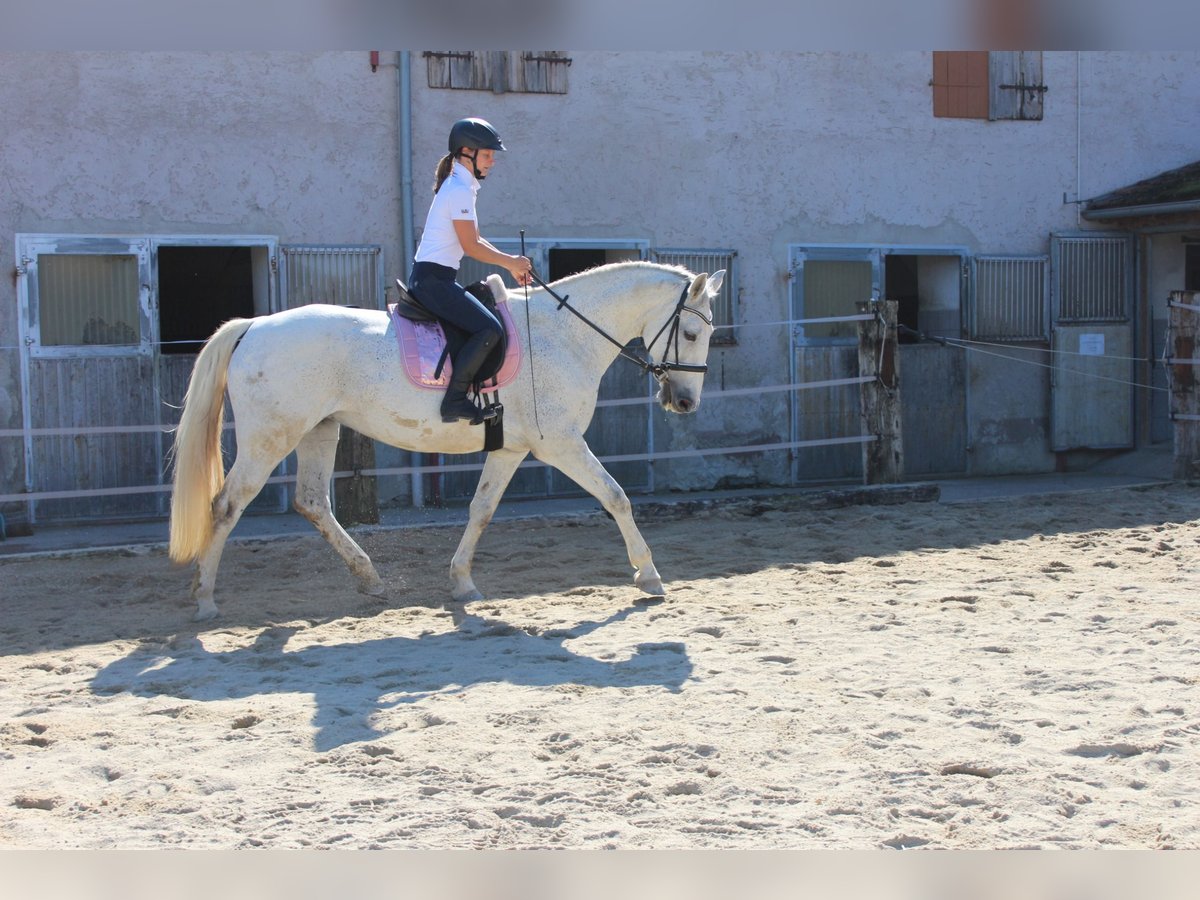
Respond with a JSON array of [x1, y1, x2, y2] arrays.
[[293, 419, 385, 597], [449, 448, 528, 602], [535, 439, 664, 597], [191, 449, 282, 621]]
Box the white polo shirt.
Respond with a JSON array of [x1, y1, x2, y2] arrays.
[[414, 161, 480, 270]]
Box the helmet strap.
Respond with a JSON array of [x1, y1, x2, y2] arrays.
[[459, 149, 486, 181]]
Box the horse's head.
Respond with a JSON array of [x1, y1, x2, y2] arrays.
[[646, 269, 725, 414]]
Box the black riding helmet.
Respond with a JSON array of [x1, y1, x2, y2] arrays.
[[449, 117, 505, 179]]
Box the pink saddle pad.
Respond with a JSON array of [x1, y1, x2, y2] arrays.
[[388, 300, 522, 390]]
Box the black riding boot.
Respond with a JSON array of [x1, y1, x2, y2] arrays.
[[441, 330, 498, 423]]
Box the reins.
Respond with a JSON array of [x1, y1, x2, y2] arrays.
[[526, 268, 712, 382]]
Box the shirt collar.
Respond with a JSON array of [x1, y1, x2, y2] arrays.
[[452, 160, 481, 192]]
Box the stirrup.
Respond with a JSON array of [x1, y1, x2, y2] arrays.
[[441, 397, 500, 426]]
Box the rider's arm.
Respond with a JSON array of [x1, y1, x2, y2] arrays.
[[453, 219, 532, 285]]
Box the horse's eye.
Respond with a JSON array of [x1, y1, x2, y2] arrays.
[[684, 332, 698, 342]]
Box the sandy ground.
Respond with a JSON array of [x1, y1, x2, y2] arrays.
[[2, 483, 1199, 849]]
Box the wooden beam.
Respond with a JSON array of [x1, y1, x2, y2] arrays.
[[1170, 291, 1200, 480], [857, 299, 904, 484], [333, 428, 379, 526]]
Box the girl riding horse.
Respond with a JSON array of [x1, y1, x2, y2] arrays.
[[408, 117, 533, 424]]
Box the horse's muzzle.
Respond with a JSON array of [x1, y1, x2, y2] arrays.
[[657, 381, 700, 414]]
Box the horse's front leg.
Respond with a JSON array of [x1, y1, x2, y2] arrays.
[[450, 448, 528, 602], [535, 439, 664, 597]]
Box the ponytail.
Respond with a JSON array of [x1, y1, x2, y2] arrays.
[[433, 153, 455, 194]]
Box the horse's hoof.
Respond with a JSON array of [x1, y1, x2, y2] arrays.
[[452, 587, 484, 603], [193, 605, 220, 622], [635, 572, 666, 596], [357, 578, 387, 598]]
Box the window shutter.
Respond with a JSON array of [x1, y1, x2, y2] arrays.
[[989, 51, 1045, 121], [932, 51, 990, 119], [512, 52, 571, 94], [425, 51, 570, 94]]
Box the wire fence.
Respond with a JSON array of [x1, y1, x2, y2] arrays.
[[0, 305, 1181, 508]]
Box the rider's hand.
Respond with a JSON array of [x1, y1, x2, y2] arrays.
[[509, 255, 533, 286]]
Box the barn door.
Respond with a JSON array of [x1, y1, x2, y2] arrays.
[[14, 236, 163, 525], [1049, 233, 1135, 451], [788, 248, 878, 483]]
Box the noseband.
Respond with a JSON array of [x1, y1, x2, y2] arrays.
[[528, 272, 711, 382]]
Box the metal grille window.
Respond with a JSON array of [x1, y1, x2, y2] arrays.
[[970, 256, 1048, 341], [1052, 235, 1131, 322], [424, 51, 570, 94], [651, 249, 737, 344], [280, 245, 384, 310]]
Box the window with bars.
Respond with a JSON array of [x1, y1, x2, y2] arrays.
[[1051, 234, 1132, 322], [932, 51, 1045, 121], [651, 249, 738, 345], [423, 51, 571, 94], [280, 245, 384, 310], [970, 256, 1049, 341]]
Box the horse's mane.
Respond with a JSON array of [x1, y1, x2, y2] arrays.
[[547, 259, 693, 291]]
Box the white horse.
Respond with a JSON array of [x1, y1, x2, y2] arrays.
[[169, 261, 725, 620]]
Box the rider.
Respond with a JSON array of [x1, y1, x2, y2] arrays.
[[408, 117, 533, 423]]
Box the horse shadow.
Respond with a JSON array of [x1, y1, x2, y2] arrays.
[[91, 600, 692, 752]]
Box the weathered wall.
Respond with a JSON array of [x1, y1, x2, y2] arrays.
[[410, 50, 1200, 480], [3, 51, 1200, 507], [0, 51, 405, 507]]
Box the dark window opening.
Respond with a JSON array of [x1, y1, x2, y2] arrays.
[[548, 247, 608, 281], [885, 253, 962, 342], [1186, 243, 1200, 292], [885, 254, 921, 342], [158, 246, 254, 354]]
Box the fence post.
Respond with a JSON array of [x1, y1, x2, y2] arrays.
[[1170, 290, 1200, 481], [333, 428, 380, 526], [857, 299, 904, 484]]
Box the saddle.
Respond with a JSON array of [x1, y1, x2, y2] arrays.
[[389, 276, 521, 391], [389, 277, 521, 450]]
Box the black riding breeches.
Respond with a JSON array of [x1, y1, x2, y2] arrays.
[[408, 261, 503, 345]]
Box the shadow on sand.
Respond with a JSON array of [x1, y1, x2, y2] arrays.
[[91, 600, 692, 752]]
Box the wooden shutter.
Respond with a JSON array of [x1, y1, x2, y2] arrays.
[[932, 51, 990, 119], [989, 51, 1045, 121], [424, 51, 570, 94]]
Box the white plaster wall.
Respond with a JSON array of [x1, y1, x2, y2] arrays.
[[412, 50, 1200, 483], [0, 51, 405, 499], [3, 51, 1200, 499]]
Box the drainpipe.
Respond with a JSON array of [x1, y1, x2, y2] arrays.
[[398, 50, 425, 508], [399, 51, 415, 282]]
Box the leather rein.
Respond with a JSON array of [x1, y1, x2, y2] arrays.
[[528, 270, 712, 382]]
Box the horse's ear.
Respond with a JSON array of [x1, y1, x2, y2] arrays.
[[707, 269, 726, 297], [688, 272, 709, 300]]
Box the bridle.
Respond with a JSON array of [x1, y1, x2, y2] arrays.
[[527, 269, 712, 383]]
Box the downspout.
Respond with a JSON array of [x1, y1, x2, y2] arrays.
[[399, 51, 415, 283], [398, 50, 425, 508]]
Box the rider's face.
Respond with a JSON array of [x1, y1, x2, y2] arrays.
[[471, 148, 497, 176]]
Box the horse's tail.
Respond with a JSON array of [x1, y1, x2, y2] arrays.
[[168, 318, 254, 564]]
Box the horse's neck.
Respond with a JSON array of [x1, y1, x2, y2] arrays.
[[545, 269, 672, 346]]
